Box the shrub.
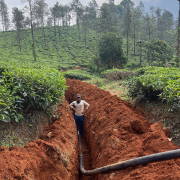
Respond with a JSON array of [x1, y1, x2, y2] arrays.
[[127, 67, 180, 107], [101, 68, 135, 80], [0, 62, 66, 123], [90, 78, 104, 88], [64, 69, 92, 80]]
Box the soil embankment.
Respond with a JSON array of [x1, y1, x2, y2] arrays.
[[66, 78, 180, 180], [0, 100, 79, 180]]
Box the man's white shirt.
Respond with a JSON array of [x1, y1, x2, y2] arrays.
[[70, 100, 90, 116]]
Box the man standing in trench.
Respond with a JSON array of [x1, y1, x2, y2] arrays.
[[69, 94, 90, 136]]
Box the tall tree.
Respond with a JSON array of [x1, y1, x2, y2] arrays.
[[123, 7, 132, 61], [155, 7, 163, 39], [64, 5, 70, 33], [116, 4, 123, 23], [144, 12, 155, 40], [98, 3, 116, 33], [60, 5, 70, 31], [98, 32, 126, 69], [0, 0, 10, 31], [108, 0, 118, 25], [57, 4, 62, 41], [88, 0, 98, 35], [138, 1, 145, 14], [120, 0, 134, 15], [131, 1, 144, 55], [143, 6, 156, 40], [12, 7, 25, 53], [66, 7, 71, 32], [82, 6, 89, 46], [34, 0, 49, 45], [71, 0, 83, 39], [88, 0, 98, 19], [21, 0, 37, 61], [51, 2, 59, 37], [145, 40, 173, 66], [161, 10, 174, 31], [121, 0, 134, 61], [46, 16, 52, 26]]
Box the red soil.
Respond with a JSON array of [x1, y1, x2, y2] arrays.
[[0, 100, 79, 180], [66, 78, 180, 180], [1, 78, 180, 180]]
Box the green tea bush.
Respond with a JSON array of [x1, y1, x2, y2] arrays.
[[0, 26, 98, 70], [64, 69, 92, 80], [90, 78, 104, 88], [127, 67, 180, 106], [101, 68, 135, 80], [0, 62, 66, 123]]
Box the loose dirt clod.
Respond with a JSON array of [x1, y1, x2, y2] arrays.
[[66, 79, 180, 180]]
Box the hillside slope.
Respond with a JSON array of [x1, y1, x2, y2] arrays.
[[0, 26, 97, 70]]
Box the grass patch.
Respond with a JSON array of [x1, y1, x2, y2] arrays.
[[87, 78, 131, 101]]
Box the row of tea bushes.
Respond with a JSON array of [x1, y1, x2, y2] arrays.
[[0, 62, 66, 123]]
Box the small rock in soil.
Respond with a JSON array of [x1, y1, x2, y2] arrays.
[[47, 132, 52, 138], [110, 172, 116, 178]]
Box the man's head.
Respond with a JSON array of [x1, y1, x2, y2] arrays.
[[76, 94, 81, 103]]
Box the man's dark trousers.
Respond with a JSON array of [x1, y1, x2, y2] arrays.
[[74, 115, 84, 136]]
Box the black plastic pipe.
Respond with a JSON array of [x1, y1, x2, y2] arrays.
[[78, 133, 180, 176]]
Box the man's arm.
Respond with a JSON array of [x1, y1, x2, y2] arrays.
[[82, 101, 90, 114], [69, 101, 75, 111]]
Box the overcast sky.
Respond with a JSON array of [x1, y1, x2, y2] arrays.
[[4, 0, 164, 12], [5, 0, 162, 9], [5, 0, 178, 15]]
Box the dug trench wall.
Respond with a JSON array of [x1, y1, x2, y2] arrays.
[[66, 78, 180, 180], [0, 100, 79, 180]]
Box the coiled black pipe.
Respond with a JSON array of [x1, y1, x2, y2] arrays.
[[78, 133, 180, 176]]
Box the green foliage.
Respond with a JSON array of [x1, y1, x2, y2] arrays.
[[89, 78, 104, 88], [0, 0, 10, 31], [0, 25, 98, 70], [145, 40, 173, 66], [97, 32, 126, 69], [64, 68, 92, 80], [0, 0, 177, 72], [120, 0, 135, 9], [101, 68, 134, 80], [127, 67, 180, 107], [0, 62, 66, 123], [98, 3, 117, 33], [89, 53, 103, 72]]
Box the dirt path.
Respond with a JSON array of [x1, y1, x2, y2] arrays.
[[66, 78, 180, 180]]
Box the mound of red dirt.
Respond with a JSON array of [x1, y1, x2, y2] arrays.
[[0, 100, 79, 180], [66, 79, 180, 180]]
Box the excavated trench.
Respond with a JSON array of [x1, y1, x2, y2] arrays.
[[66, 79, 180, 180], [1, 78, 180, 179]]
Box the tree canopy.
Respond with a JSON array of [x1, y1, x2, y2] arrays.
[[98, 32, 126, 69], [145, 39, 173, 66]]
